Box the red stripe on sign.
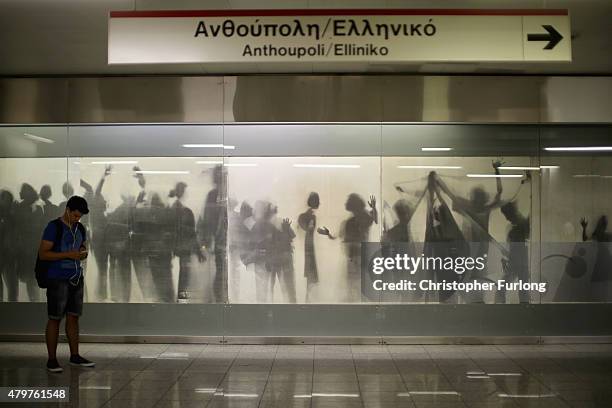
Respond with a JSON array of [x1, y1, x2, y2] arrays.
[[109, 9, 569, 18]]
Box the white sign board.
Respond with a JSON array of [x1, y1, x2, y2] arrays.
[[108, 9, 571, 64]]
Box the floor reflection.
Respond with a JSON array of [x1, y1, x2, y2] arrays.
[[1, 343, 611, 407]]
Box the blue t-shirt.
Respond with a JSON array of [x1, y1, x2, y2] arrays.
[[42, 220, 86, 280]]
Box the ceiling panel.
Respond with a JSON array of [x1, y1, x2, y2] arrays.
[[0, 0, 610, 75]]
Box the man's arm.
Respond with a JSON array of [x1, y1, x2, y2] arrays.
[[38, 240, 81, 261]]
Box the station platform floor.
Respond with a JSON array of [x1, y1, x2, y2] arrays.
[[1, 343, 611, 407]]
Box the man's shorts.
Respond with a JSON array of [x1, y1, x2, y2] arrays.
[[46, 279, 84, 320]]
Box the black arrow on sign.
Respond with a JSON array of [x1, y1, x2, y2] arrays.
[[527, 25, 563, 50]]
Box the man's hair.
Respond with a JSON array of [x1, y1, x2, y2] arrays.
[[66, 196, 89, 215]]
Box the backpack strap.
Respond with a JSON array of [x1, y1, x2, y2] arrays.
[[52, 218, 64, 251], [76, 222, 86, 247], [50, 219, 85, 250]]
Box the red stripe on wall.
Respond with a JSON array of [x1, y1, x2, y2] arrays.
[[109, 9, 569, 18]]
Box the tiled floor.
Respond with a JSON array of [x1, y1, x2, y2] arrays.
[[1, 343, 611, 407]]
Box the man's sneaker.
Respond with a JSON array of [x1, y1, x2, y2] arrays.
[[46, 359, 63, 373], [69, 355, 95, 367]]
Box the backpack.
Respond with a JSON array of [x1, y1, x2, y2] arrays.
[[35, 219, 86, 288]]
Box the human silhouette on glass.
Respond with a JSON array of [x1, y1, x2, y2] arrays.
[[15, 183, 44, 301], [105, 191, 132, 303], [498, 201, 530, 303], [80, 165, 111, 301], [130, 166, 157, 301], [198, 165, 228, 303], [433, 161, 504, 256], [269, 215, 297, 303], [0, 189, 18, 301], [340, 193, 377, 302], [58, 182, 74, 212], [382, 199, 418, 302], [244, 200, 276, 303], [229, 200, 252, 302], [171, 182, 205, 302], [432, 161, 509, 301], [425, 172, 470, 302], [383, 199, 415, 243], [146, 192, 175, 303], [581, 215, 612, 301], [297, 192, 334, 303], [39, 185, 59, 220]]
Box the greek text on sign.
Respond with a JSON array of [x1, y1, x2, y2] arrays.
[[108, 9, 572, 64]]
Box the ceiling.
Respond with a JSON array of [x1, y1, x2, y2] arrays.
[[0, 0, 610, 75]]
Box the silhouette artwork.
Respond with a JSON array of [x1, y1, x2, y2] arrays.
[[297, 192, 335, 303], [270, 216, 297, 303], [80, 166, 111, 300], [146, 193, 175, 302], [581, 215, 612, 301], [15, 183, 45, 301], [428, 161, 530, 302], [130, 166, 156, 301], [381, 199, 419, 302], [497, 201, 531, 303], [104, 189, 133, 302], [433, 161, 504, 261], [228, 200, 252, 301], [198, 165, 229, 303], [39, 185, 59, 220], [171, 182, 205, 302], [0, 190, 18, 301], [340, 193, 378, 302], [243, 200, 277, 303], [58, 182, 74, 212], [425, 173, 470, 302]]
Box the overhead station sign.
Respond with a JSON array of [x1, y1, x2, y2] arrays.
[[108, 9, 571, 64]]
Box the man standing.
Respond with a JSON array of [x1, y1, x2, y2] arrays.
[[38, 196, 95, 372]]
